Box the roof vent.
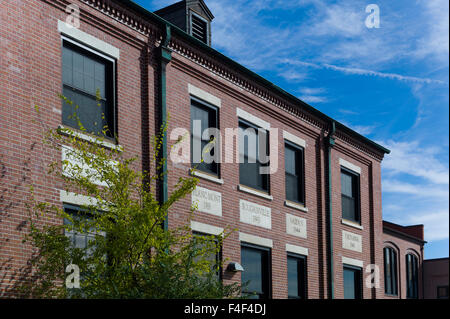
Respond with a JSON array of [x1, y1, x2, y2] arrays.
[[154, 0, 214, 46]]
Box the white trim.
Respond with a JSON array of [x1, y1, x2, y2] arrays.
[[341, 218, 364, 230], [339, 158, 361, 174], [58, 125, 122, 152], [58, 20, 120, 59], [190, 221, 223, 236], [285, 200, 308, 212], [238, 184, 273, 201], [236, 108, 270, 130], [239, 232, 273, 248], [283, 131, 306, 148], [342, 256, 364, 268], [188, 84, 221, 108], [286, 244, 309, 256], [191, 170, 224, 184], [60, 190, 98, 206]]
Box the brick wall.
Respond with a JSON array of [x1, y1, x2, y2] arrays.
[[0, 0, 420, 299]]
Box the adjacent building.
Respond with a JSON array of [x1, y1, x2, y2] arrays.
[[0, 0, 432, 298], [423, 258, 449, 299]]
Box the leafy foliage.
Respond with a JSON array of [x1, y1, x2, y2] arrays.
[[20, 94, 241, 298]]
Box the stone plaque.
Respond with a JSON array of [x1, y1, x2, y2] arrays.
[[240, 199, 271, 229], [191, 186, 222, 216], [286, 213, 307, 238], [342, 230, 362, 252]]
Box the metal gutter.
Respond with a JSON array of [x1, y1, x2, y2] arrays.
[[326, 121, 336, 299], [159, 24, 172, 231]]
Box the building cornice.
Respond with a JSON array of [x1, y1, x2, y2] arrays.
[[74, 0, 388, 160]]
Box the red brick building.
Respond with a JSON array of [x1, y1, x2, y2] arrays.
[[0, 0, 427, 298], [423, 258, 449, 299]]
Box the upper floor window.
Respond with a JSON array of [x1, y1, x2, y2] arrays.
[[239, 120, 269, 192], [190, 98, 219, 176], [406, 253, 419, 299], [62, 39, 115, 138], [285, 142, 304, 204], [287, 253, 307, 299], [341, 167, 360, 223], [384, 247, 398, 295], [241, 243, 271, 299], [343, 265, 362, 299], [192, 232, 222, 281]]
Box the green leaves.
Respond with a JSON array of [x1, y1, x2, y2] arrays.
[[21, 94, 241, 299]]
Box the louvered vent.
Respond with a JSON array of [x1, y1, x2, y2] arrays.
[[191, 14, 208, 43]]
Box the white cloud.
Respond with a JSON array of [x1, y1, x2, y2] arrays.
[[382, 180, 449, 200], [298, 95, 328, 103], [414, 0, 449, 64], [338, 119, 376, 136], [408, 210, 449, 241], [381, 140, 449, 185]]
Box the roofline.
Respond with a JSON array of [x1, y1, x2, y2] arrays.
[[424, 257, 449, 262], [122, 0, 390, 155], [383, 226, 427, 245]]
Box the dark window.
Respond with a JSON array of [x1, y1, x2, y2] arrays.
[[384, 247, 398, 295], [190, 98, 219, 175], [437, 286, 449, 299], [191, 13, 208, 44], [285, 142, 305, 204], [239, 120, 269, 192], [62, 40, 115, 138], [343, 265, 362, 299], [192, 232, 222, 281], [341, 168, 360, 223], [241, 244, 271, 299], [64, 205, 100, 257], [406, 254, 419, 299], [287, 254, 307, 299]]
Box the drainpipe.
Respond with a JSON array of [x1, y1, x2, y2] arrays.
[[326, 121, 336, 299], [159, 24, 172, 231]]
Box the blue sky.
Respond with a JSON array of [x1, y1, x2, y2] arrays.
[[136, 0, 449, 258]]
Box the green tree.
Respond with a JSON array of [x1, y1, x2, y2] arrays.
[[19, 94, 241, 298]]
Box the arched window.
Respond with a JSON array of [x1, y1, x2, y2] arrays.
[[384, 247, 398, 295], [406, 253, 419, 298]]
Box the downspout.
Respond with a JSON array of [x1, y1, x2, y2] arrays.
[[159, 24, 172, 231], [326, 121, 336, 299]]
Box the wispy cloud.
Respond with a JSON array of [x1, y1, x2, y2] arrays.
[[281, 59, 446, 84], [383, 180, 449, 199], [297, 87, 328, 103], [381, 140, 449, 185]]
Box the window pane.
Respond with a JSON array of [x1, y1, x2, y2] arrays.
[[61, 44, 112, 137], [286, 174, 299, 202], [191, 101, 218, 175], [343, 268, 356, 299], [62, 87, 107, 136], [287, 257, 299, 298], [241, 247, 263, 295], [239, 122, 269, 191], [285, 147, 297, 175], [341, 172, 353, 197], [342, 195, 355, 221], [343, 267, 361, 299], [241, 246, 269, 299]]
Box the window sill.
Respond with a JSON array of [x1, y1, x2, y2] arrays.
[[58, 125, 122, 152], [238, 184, 273, 201], [190, 170, 224, 185], [285, 200, 308, 212], [384, 293, 399, 297], [341, 218, 363, 230]]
